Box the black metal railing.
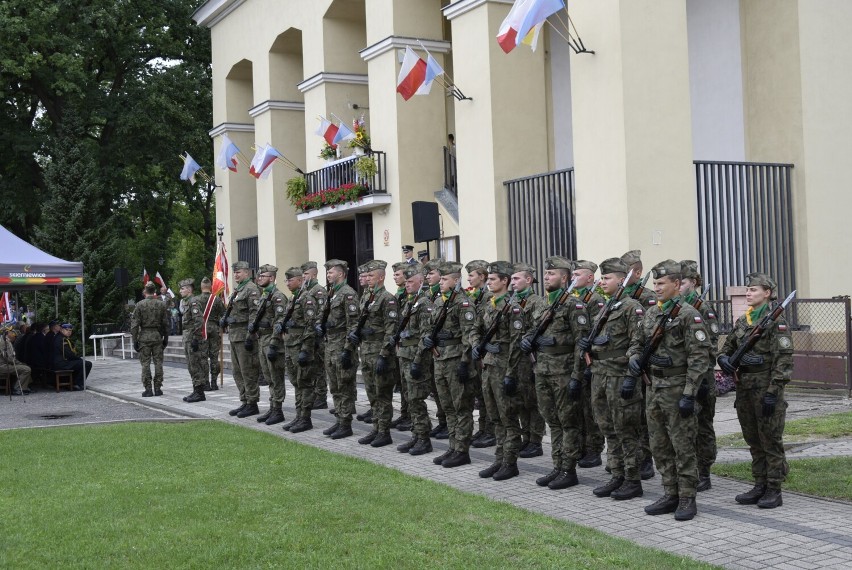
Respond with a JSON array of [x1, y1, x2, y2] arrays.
[[305, 151, 387, 197], [236, 236, 259, 272], [695, 161, 796, 301], [504, 168, 576, 285], [443, 146, 457, 197]]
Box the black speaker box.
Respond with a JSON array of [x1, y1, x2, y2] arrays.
[[412, 201, 440, 243], [114, 268, 130, 288]]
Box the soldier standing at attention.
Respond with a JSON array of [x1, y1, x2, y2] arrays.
[[390, 261, 411, 431], [351, 260, 399, 448], [131, 282, 170, 397], [301, 261, 329, 409], [222, 261, 261, 418], [318, 259, 361, 440], [415, 261, 475, 468], [627, 260, 711, 521], [179, 278, 209, 403], [198, 277, 225, 391], [718, 273, 792, 509], [680, 260, 720, 492], [354, 263, 373, 425], [472, 261, 526, 481], [252, 264, 288, 425], [422, 258, 448, 439], [465, 260, 496, 449], [280, 267, 316, 432]]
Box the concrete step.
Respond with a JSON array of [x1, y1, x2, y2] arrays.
[[106, 335, 234, 371]]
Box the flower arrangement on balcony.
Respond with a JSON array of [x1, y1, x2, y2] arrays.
[[349, 116, 371, 153], [293, 182, 368, 212], [319, 142, 337, 160]]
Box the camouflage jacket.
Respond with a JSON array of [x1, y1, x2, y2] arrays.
[[180, 295, 206, 340], [198, 292, 225, 334], [470, 292, 524, 372], [395, 289, 434, 361], [574, 287, 605, 320], [130, 297, 169, 343], [526, 290, 590, 378], [589, 296, 644, 377], [626, 282, 657, 309], [721, 309, 793, 393], [685, 291, 721, 364], [258, 285, 288, 344], [358, 286, 399, 358], [227, 279, 261, 342], [320, 283, 360, 351], [280, 286, 316, 351], [506, 290, 547, 379], [416, 289, 474, 363]]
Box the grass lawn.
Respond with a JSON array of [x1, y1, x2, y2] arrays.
[[712, 457, 852, 501], [716, 410, 852, 448], [0, 421, 713, 569]]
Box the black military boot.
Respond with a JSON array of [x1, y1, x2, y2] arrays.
[[229, 403, 246, 416], [184, 388, 206, 403], [674, 497, 698, 521], [735, 483, 767, 505], [282, 417, 299, 431], [330, 424, 354, 439], [312, 397, 328, 410], [202, 381, 212, 391], [289, 417, 313, 433], [358, 430, 379, 445], [479, 460, 502, 478], [409, 438, 433, 456], [323, 422, 340, 436], [493, 462, 519, 481], [256, 408, 273, 423], [442, 450, 471, 468], [696, 467, 712, 492], [644, 494, 680, 516], [390, 416, 402, 428], [578, 452, 602, 468], [432, 424, 449, 440], [471, 432, 495, 447], [536, 468, 561, 487], [356, 409, 373, 423], [264, 407, 286, 426], [592, 476, 625, 498], [518, 442, 543, 458], [611, 480, 643, 501], [154, 387, 163, 397], [209, 377, 219, 391], [395, 417, 412, 432], [757, 488, 783, 509], [433, 448, 454, 465], [237, 402, 260, 418], [548, 469, 579, 490], [397, 438, 418, 453], [370, 431, 393, 448], [640, 457, 655, 480], [471, 430, 484, 443], [142, 388, 154, 397]]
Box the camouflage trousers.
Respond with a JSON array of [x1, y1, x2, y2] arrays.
[[284, 345, 317, 418], [591, 374, 644, 480], [361, 343, 397, 433], [313, 338, 328, 403], [581, 374, 604, 455], [481, 364, 523, 464], [429, 359, 446, 426], [471, 366, 492, 435], [325, 335, 358, 426], [646, 383, 698, 498], [206, 329, 221, 382], [434, 357, 475, 452], [258, 334, 286, 407], [183, 334, 209, 388], [230, 337, 260, 404], [519, 374, 545, 444], [139, 340, 164, 389], [736, 386, 788, 488], [534, 372, 583, 470], [640, 382, 652, 464], [393, 357, 409, 419], [401, 355, 432, 439], [697, 372, 717, 471]]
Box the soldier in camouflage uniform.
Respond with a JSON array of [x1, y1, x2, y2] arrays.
[[199, 277, 225, 391], [578, 258, 646, 500], [318, 259, 361, 440], [354, 262, 374, 424], [519, 256, 590, 490], [627, 259, 712, 521], [509, 263, 546, 458], [395, 266, 435, 456], [178, 278, 209, 403], [719, 273, 792, 509], [572, 260, 606, 468], [221, 261, 261, 418], [390, 261, 411, 431], [131, 282, 170, 397], [279, 267, 317, 432], [680, 260, 720, 492], [622, 249, 658, 480], [301, 261, 329, 409], [472, 261, 526, 481], [422, 258, 448, 439], [251, 265, 288, 425], [414, 261, 475, 468], [465, 260, 496, 449]]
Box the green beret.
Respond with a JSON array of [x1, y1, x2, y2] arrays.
[[465, 259, 489, 273], [438, 261, 464, 276], [620, 250, 642, 266], [651, 259, 682, 279], [487, 260, 514, 277], [403, 266, 423, 279], [284, 267, 302, 279], [365, 259, 388, 272], [599, 257, 629, 275], [392, 262, 409, 272], [301, 261, 317, 271], [680, 260, 700, 280], [258, 264, 278, 275], [179, 278, 195, 288], [324, 259, 348, 271], [423, 258, 445, 272], [544, 256, 574, 271], [232, 261, 250, 271], [746, 272, 777, 291], [574, 260, 598, 273]]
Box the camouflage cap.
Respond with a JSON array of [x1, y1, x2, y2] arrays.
[[143, 282, 158, 294], [423, 258, 445, 272], [513, 262, 538, 283], [357, 263, 369, 274], [300, 261, 317, 271], [544, 256, 574, 271], [391, 261, 409, 272], [324, 259, 348, 271], [179, 278, 195, 288], [365, 259, 388, 272], [232, 261, 251, 271], [200, 276, 212, 286], [620, 250, 642, 266], [651, 259, 682, 279], [285, 266, 302, 279], [746, 272, 777, 291], [599, 257, 629, 275], [465, 259, 489, 273], [487, 260, 514, 277], [574, 260, 598, 273], [438, 261, 464, 276], [403, 265, 423, 279], [258, 264, 278, 275], [680, 260, 700, 280]]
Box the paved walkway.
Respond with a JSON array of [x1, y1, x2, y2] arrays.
[[11, 357, 852, 569]]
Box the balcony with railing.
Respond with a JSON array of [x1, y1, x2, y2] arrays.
[[295, 151, 390, 222]]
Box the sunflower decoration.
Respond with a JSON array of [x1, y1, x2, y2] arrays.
[[350, 116, 371, 151]]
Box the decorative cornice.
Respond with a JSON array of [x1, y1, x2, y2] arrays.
[[192, 0, 246, 28], [208, 122, 255, 138], [297, 72, 369, 94], [248, 100, 306, 117], [442, 0, 512, 21], [360, 36, 452, 62]]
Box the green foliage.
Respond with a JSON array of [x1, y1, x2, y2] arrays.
[[354, 155, 378, 180], [286, 175, 307, 205], [717, 410, 852, 447]]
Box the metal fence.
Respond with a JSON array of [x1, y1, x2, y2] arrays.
[[305, 151, 387, 196], [504, 168, 577, 284], [236, 236, 259, 272], [695, 161, 796, 301]]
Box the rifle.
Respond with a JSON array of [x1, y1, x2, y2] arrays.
[[631, 271, 652, 300], [248, 284, 277, 335], [219, 289, 239, 329], [423, 281, 462, 358], [525, 279, 578, 364], [582, 270, 634, 366], [279, 279, 306, 335], [351, 288, 376, 342], [581, 279, 601, 304], [690, 285, 711, 311], [635, 298, 683, 386], [318, 281, 334, 337], [473, 290, 517, 359], [727, 290, 796, 383], [390, 284, 427, 348]]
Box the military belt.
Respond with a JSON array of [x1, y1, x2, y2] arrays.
[[258, 320, 271, 328], [538, 345, 573, 355], [326, 326, 346, 334], [361, 332, 384, 341], [286, 327, 305, 334], [400, 339, 420, 347], [437, 338, 462, 347], [740, 363, 771, 373], [650, 365, 688, 378], [591, 348, 628, 360], [228, 320, 247, 326]]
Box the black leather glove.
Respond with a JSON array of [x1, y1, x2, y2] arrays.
[[244, 337, 255, 352], [298, 350, 310, 367], [247, 322, 257, 334], [502, 376, 518, 397], [762, 392, 778, 417], [273, 323, 283, 335], [456, 361, 469, 383], [266, 344, 278, 361], [567, 378, 581, 401], [421, 335, 435, 350], [314, 324, 325, 337], [697, 379, 709, 400], [191, 339, 199, 352], [678, 394, 695, 418], [339, 349, 353, 370], [583, 366, 592, 383], [346, 331, 360, 345], [471, 346, 483, 361], [134, 341, 140, 352], [621, 376, 637, 399], [628, 356, 643, 377], [375, 355, 388, 375], [162, 337, 169, 349], [576, 336, 592, 352], [218, 318, 227, 329], [519, 336, 536, 354], [718, 354, 737, 375], [410, 361, 423, 380]]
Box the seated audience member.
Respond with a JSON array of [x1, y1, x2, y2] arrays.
[[1, 325, 33, 395], [52, 323, 93, 390]]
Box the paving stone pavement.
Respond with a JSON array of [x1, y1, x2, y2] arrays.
[[34, 358, 852, 569]]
